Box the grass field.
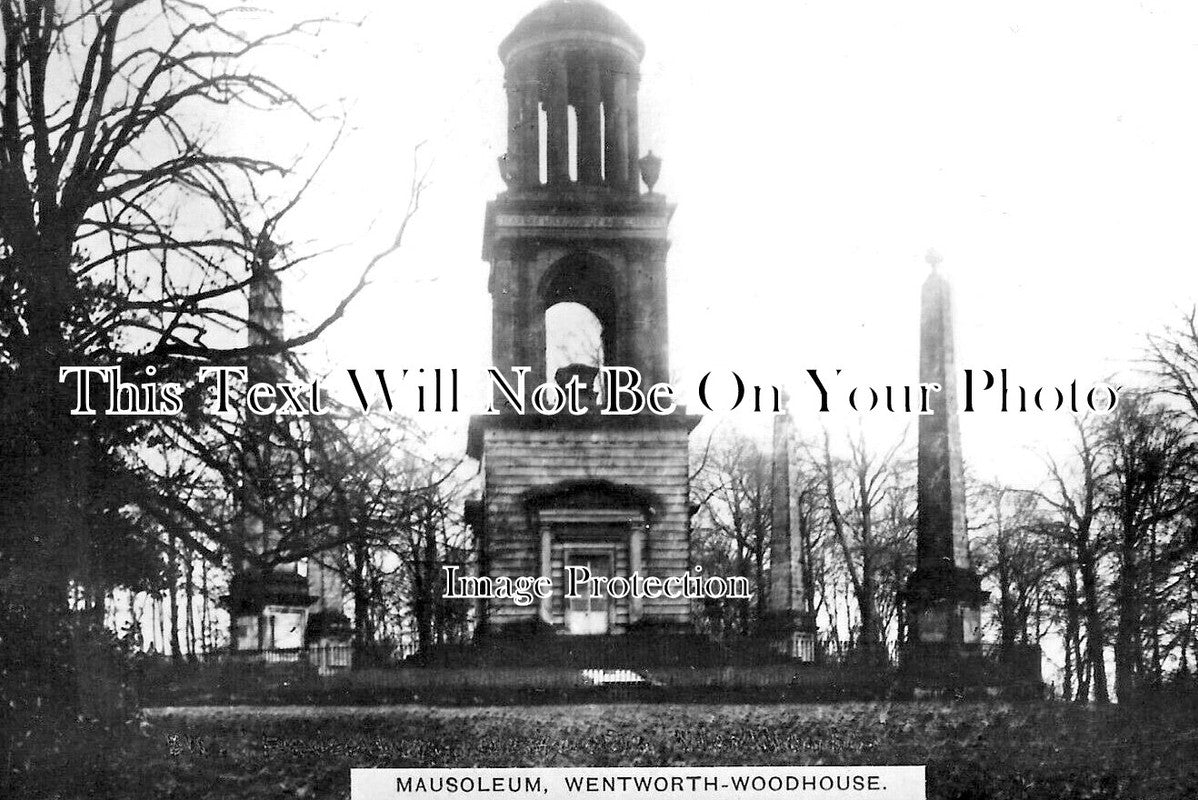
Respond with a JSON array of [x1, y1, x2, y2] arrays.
[[46, 700, 1198, 800]]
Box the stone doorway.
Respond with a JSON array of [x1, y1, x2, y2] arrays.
[[564, 550, 613, 634]]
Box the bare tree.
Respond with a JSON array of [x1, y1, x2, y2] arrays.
[[692, 428, 773, 633], [972, 481, 1058, 655], [815, 427, 912, 659], [1042, 418, 1111, 703], [0, 2, 421, 782], [1097, 393, 1196, 702], [790, 452, 825, 625], [1147, 306, 1198, 426]]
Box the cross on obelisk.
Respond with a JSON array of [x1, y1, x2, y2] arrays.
[[925, 247, 943, 272], [903, 249, 986, 667]]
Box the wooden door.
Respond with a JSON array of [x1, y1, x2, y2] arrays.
[[564, 551, 612, 635]]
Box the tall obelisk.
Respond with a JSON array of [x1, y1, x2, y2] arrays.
[[903, 250, 985, 662]]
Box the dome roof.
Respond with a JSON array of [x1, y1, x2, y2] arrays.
[[499, 0, 644, 62]]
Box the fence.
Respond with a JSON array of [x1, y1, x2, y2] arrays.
[[135, 639, 1042, 705], [194, 643, 354, 673], [814, 638, 1040, 679], [818, 637, 901, 666], [766, 631, 816, 663], [796, 632, 816, 662], [140, 660, 894, 704]]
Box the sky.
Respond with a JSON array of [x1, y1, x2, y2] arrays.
[[219, 0, 1198, 488]]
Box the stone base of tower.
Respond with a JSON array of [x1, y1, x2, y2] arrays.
[[899, 563, 1041, 693], [223, 570, 316, 652], [902, 563, 983, 686], [757, 610, 818, 662], [468, 413, 699, 637], [903, 562, 986, 647], [900, 600, 986, 689], [898, 639, 1044, 699]]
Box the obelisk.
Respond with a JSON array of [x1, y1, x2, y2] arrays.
[[224, 235, 315, 653], [766, 394, 815, 659], [903, 250, 985, 661]]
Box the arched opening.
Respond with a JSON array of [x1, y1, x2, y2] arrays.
[[539, 253, 618, 391], [538, 101, 548, 185], [545, 302, 603, 382], [599, 101, 607, 181], [567, 104, 579, 182]]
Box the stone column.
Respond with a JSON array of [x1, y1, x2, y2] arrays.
[[767, 399, 795, 613], [620, 247, 646, 379], [545, 51, 570, 185], [579, 57, 603, 184], [628, 524, 644, 622], [626, 77, 640, 190], [490, 244, 517, 374], [540, 525, 553, 624], [640, 243, 670, 386], [916, 253, 970, 571], [247, 252, 284, 385], [505, 80, 521, 179], [764, 397, 815, 656], [518, 72, 541, 187], [522, 262, 547, 388], [607, 71, 629, 187], [504, 61, 539, 188]]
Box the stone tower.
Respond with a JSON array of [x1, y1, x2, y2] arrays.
[[903, 251, 986, 661], [468, 0, 699, 637]]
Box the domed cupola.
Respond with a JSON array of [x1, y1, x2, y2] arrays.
[[497, 0, 647, 193]]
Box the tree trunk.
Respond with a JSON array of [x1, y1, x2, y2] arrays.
[[183, 553, 196, 661], [1114, 535, 1141, 704], [412, 534, 432, 654], [995, 497, 1017, 653], [352, 540, 371, 653], [797, 493, 817, 619], [858, 548, 879, 650], [1062, 567, 1076, 703], [1078, 546, 1109, 704], [754, 519, 767, 626], [201, 563, 211, 654], [0, 243, 90, 769], [128, 591, 143, 651], [1148, 526, 1162, 689], [167, 534, 182, 661], [856, 468, 880, 657]]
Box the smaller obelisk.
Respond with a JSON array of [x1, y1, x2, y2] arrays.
[[224, 235, 315, 653], [765, 393, 815, 659], [903, 250, 986, 664]]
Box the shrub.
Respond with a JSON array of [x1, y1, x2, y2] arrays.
[[0, 605, 143, 798]]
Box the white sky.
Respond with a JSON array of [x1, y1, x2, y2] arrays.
[[222, 0, 1198, 487]]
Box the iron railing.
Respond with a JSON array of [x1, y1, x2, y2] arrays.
[[201, 643, 354, 672]]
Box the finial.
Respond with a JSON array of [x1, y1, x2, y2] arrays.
[[639, 151, 662, 193], [497, 154, 516, 187], [254, 229, 279, 273], [925, 248, 943, 272]]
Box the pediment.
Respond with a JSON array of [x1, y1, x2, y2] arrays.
[[521, 478, 658, 518]]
